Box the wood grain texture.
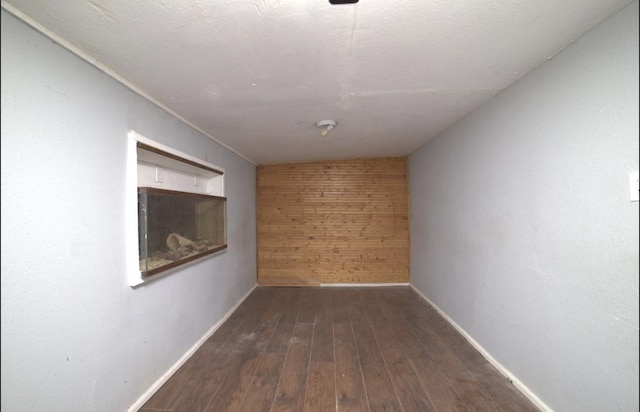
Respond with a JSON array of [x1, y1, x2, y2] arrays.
[[257, 158, 409, 285], [350, 306, 403, 412], [304, 362, 336, 411], [139, 287, 540, 412], [364, 302, 436, 412], [271, 322, 314, 412], [236, 352, 286, 412], [258, 276, 320, 286]]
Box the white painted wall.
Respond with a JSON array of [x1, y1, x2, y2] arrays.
[[1, 10, 256, 412], [409, 2, 638, 411]]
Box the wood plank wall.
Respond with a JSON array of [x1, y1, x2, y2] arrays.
[[257, 157, 409, 286]]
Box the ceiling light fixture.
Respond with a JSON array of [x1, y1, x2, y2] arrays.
[[316, 120, 337, 136]]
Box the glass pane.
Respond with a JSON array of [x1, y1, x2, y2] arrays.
[[138, 188, 227, 276]]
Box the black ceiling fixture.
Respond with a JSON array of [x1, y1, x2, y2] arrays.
[[329, 0, 358, 4]]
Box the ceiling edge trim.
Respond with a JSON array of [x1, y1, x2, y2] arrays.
[[1, 2, 257, 166]]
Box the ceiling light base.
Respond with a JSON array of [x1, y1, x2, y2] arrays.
[[316, 120, 337, 129], [316, 120, 337, 136]]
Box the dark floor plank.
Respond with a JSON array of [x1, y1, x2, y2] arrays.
[[389, 291, 506, 412], [271, 322, 314, 412], [141, 287, 278, 410], [260, 287, 293, 323], [375, 294, 468, 411], [403, 290, 538, 412], [459, 358, 537, 412], [334, 322, 369, 412], [201, 319, 279, 411], [267, 288, 305, 353], [350, 306, 403, 412], [311, 288, 334, 363], [363, 300, 437, 412], [304, 362, 336, 411], [298, 287, 320, 323], [236, 352, 287, 412], [331, 288, 354, 324], [171, 323, 275, 411], [201, 288, 291, 411], [140, 286, 540, 412]]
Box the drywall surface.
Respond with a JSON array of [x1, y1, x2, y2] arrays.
[[409, 2, 639, 411], [1, 10, 256, 412]]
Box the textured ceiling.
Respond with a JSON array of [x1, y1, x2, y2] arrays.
[[1, 0, 633, 164]]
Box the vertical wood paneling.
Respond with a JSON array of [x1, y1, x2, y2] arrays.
[[257, 158, 409, 285]]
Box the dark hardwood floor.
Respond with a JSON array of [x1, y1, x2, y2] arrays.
[[139, 286, 538, 412]]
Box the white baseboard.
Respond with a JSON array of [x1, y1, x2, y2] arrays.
[[321, 282, 410, 287], [127, 283, 258, 412], [409, 284, 552, 412]]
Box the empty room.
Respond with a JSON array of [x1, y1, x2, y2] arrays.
[[1, 0, 638, 411]]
